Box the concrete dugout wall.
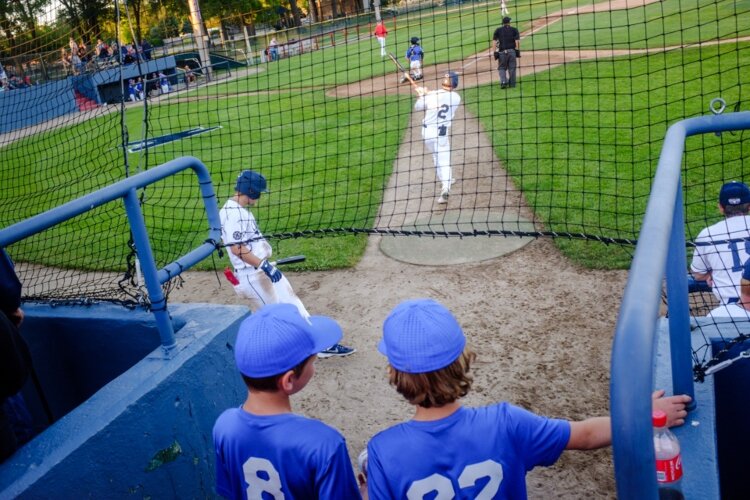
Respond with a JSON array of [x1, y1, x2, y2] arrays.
[[0, 302, 249, 498]]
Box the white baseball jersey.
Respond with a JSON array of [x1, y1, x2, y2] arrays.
[[707, 303, 750, 319], [690, 215, 750, 303], [219, 198, 308, 316], [415, 89, 461, 133], [219, 199, 272, 271]]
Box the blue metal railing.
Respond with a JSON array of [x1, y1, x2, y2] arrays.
[[611, 111, 750, 499], [0, 156, 221, 355]]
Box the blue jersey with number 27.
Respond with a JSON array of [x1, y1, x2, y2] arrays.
[[213, 408, 361, 499], [367, 403, 570, 499]]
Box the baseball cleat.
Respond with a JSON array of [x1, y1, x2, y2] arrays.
[[437, 188, 450, 204], [318, 343, 357, 358]]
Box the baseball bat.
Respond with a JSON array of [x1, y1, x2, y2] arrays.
[[387, 53, 422, 93], [273, 255, 306, 266]]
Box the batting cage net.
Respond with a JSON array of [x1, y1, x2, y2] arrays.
[[0, 1, 748, 374]]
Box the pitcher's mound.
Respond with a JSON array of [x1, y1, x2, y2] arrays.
[[379, 211, 535, 266]]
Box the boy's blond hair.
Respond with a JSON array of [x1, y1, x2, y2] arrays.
[[389, 349, 476, 408]]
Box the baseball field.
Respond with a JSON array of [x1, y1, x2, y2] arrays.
[[2, 0, 750, 496]]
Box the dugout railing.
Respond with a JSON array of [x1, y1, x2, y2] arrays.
[[611, 108, 750, 499], [0, 156, 221, 355]]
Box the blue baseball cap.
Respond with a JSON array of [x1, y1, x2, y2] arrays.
[[379, 298, 466, 373], [235, 170, 269, 199], [719, 181, 750, 207], [234, 303, 342, 377]]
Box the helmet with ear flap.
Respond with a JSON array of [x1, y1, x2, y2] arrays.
[[442, 71, 459, 90]]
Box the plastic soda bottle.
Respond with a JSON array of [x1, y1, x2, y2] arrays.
[[653, 410, 685, 500]]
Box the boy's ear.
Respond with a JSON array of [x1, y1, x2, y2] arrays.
[[278, 370, 296, 394]]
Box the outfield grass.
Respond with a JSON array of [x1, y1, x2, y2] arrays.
[[0, 91, 413, 271], [465, 40, 750, 268], [2, 0, 748, 275], [527, 0, 750, 50]]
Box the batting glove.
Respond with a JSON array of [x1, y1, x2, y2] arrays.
[[416, 86, 428, 96], [259, 259, 283, 283]]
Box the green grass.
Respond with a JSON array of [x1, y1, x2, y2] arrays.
[[2, 0, 749, 274], [1, 91, 412, 271], [527, 0, 750, 50], [465, 41, 750, 268]]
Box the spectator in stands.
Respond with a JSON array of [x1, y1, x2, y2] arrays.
[[96, 39, 107, 59], [183, 64, 196, 83], [691, 181, 750, 305], [269, 37, 279, 61], [127, 79, 138, 102], [141, 40, 152, 61], [0, 62, 7, 81], [68, 37, 78, 57], [158, 71, 171, 94], [135, 77, 145, 100], [60, 48, 72, 75], [120, 44, 130, 64]]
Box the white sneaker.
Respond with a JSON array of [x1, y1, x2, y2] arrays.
[[437, 188, 449, 204]]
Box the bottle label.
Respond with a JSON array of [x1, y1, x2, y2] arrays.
[[656, 455, 683, 483]]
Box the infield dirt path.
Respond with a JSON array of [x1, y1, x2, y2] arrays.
[[167, 1, 692, 498]]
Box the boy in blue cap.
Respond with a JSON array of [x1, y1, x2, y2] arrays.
[[220, 170, 355, 358], [364, 298, 691, 499], [213, 303, 362, 499]]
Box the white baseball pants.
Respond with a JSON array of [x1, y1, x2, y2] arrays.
[[232, 268, 309, 318], [422, 126, 452, 191]]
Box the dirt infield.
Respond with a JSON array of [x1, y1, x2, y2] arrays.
[[164, 3, 681, 497], [171, 236, 628, 497]]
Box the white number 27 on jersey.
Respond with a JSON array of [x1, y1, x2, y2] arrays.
[[406, 459, 504, 499]]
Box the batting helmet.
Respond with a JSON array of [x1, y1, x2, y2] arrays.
[[235, 170, 269, 199], [410, 37, 419, 44], [442, 71, 459, 90]]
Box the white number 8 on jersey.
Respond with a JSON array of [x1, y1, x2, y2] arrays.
[[243, 457, 285, 499]]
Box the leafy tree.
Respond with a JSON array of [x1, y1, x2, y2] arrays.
[[57, 0, 111, 40]]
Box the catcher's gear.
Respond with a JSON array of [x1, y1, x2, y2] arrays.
[[442, 71, 459, 90], [410, 37, 420, 45]]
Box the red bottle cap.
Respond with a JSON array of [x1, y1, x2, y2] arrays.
[[652, 410, 667, 427]]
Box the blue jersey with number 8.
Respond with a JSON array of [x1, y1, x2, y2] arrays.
[[213, 408, 361, 499]]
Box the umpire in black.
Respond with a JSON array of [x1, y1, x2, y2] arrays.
[[492, 16, 520, 89]]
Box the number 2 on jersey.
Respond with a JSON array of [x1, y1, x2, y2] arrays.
[[406, 460, 504, 499]]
